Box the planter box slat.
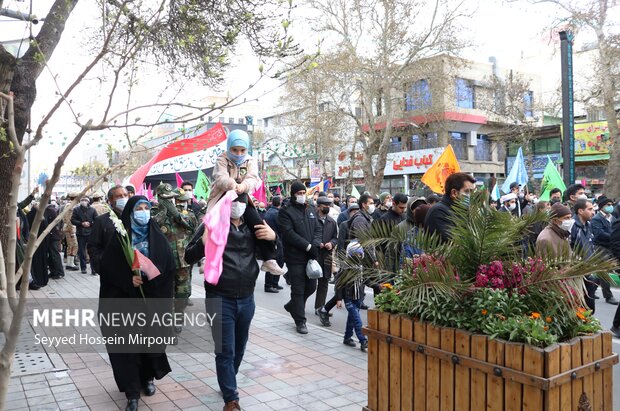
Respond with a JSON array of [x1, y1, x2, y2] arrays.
[[366, 310, 379, 411], [454, 330, 471, 411], [400, 317, 414, 411], [592, 334, 603, 411], [559, 343, 573, 410], [389, 315, 401, 411], [543, 345, 561, 411], [426, 324, 441, 411], [571, 340, 583, 409], [378, 311, 391, 411], [470, 334, 487, 410], [413, 320, 426, 411], [504, 342, 523, 411], [440, 328, 455, 411], [365, 311, 618, 410], [603, 334, 613, 409]]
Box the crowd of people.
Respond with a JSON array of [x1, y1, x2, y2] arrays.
[[14, 130, 620, 411]]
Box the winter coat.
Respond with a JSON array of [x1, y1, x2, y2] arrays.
[[207, 152, 259, 211], [536, 224, 570, 257], [424, 196, 455, 243], [71, 205, 98, 237], [591, 212, 615, 249], [349, 210, 373, 240], [570, 217, 595, 258], [278, 200, 323, 265], [379, 208, 404, 225], [317, 215, 338, 277], [610, 219, 620, 261]]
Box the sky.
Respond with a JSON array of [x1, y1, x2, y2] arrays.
[[0, 0, 616, 180]]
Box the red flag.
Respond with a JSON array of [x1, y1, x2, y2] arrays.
[[275, 186, 281, 195], [132, 249, 161, 280], [176, 173, 184, 188], [253, 179, 267, 204]]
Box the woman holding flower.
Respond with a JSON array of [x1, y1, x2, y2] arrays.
[[89, 191, 175, 411]]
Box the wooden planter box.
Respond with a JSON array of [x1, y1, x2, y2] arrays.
[[363, 310, 618, 411]]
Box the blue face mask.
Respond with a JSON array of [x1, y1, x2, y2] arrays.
[[461, 193, 471, 207], [227, 151, 247, 166], [115, 197, 128, 211], [603, 205, 614, 214], [133, 210, 150, 225]]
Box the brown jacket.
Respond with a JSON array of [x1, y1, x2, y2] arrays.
[[536, 225, 570, 257], [207, 152, 259, 211]]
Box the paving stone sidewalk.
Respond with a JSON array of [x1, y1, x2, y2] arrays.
[[7, 271, 368, 411]]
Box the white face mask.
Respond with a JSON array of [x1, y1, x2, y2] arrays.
[[296, 195, 306, 205], [560, 219, 575, 232], [385, 201, 393, 208], [231, 202, 247, 219], [577, 194, 588, 200], [367, 204, 376, 214], [115, 197, 128, 211], [508, 203, 516, 211]]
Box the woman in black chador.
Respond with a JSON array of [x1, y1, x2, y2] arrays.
[[89, 194, 175, 411]]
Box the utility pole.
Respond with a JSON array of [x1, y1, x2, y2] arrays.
[[560, 31, 575, 186]]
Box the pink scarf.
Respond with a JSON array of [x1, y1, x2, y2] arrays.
[[203, 190, 237, 285]]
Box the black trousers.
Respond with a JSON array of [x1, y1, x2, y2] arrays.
[[284, 263, 317, 323], [47, 239, 65, 278], [314, 277, 329, 310], [77, 235, 88, 271]]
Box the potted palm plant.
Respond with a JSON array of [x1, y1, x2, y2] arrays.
[[338, 190, 619, 411]]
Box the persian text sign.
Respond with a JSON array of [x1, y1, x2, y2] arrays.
[[569, 121, 619, 155], [384, 148, 443, 176]]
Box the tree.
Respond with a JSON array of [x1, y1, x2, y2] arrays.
[[302, 0, 470, 194], [532, 0, 620, 196], [0, 1, 300, 406]]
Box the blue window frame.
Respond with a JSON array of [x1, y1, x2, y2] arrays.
[[405, 79, 432, 111], [455, 78, 475, 109]]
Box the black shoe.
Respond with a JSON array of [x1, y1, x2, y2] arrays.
[[606, 297, 619, 305], [360, 303, 369, 310], [65, 265, 79, 271], [611, 326, 620, 339], [143, 380, 156, 396], [81, 269, 87, 274], [275, 285, 284, 290], [360, 340, 369, 352], [125, 399, 139, 411], [264, 286, 279, 293], [296, 322, 308, 334], [28, 283, 41, 290], [50, 275, 64, 280], [318, 308, 331, 327], [343, 338, 356, 347], [593, 294, 600, 299]]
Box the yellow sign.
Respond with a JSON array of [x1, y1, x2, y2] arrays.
[[573, 121, 615, 155]]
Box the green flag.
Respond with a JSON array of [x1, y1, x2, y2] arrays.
[[539, 156, 566, 201], [195, 170, 210, 200], [350, 184, 361, 198]]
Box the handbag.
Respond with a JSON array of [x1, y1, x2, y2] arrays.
[[305, 259, 323, 279]]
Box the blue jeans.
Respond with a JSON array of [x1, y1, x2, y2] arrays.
[[344, 297, 367, 342], [206, 294, 255, 403]]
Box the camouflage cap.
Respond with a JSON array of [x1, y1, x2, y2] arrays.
[[173, 187, 192, 201], [91, 192, 103, 199], [68, 192, 79, 199], [156, 183, 178, 199]]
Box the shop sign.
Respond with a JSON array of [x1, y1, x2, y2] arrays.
[[563, 121, 619, 155], [384, 148, 443, 176]]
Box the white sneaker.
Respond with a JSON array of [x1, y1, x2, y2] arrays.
[[261, 260, 286, 275]]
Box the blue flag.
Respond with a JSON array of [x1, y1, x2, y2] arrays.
[[501, 147, 529, 194]]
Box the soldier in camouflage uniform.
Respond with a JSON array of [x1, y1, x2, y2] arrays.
[[90, 193, 109, 216], [62, 193, 79, 270], [152, 184, 197, 330]]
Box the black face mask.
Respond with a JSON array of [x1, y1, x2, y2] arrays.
[[334, 200, 340, 206], [550, 198, 561, 205], [320, 207, 330, 214]]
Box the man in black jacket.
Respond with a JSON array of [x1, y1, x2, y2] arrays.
[[424, 173, 476, 243], [71, 196, 98, 274], [590, 196, 618, 305], [278, 181, 323, 334], [314, 196, 338, 314], [45, 200, 65, 280], [378, 193, 407, 225], [608, 219, 620, 338], [184, 194, 275, 411], [263, 196, 284, 293]]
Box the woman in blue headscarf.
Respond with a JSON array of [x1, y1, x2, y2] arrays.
[[96, 195, 175, 411]]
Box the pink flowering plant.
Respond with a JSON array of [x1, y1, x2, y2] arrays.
[[338, 190, 618, 347]]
